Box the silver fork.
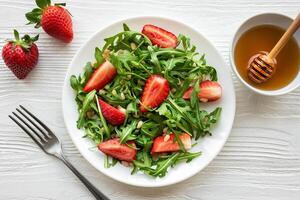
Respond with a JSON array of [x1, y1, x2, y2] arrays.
[[9, 105, 109, 200]]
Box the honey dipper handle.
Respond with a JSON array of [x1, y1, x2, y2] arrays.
[[268, 13, 300, 59]]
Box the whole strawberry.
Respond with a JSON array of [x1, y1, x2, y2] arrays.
[[2, 30, 39, 79], [26, 0, 73, 43]]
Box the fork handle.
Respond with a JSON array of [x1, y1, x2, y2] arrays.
[[57, 154, 110, 200]]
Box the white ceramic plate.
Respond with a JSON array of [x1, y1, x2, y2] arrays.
[[62, 16, 236, 187]]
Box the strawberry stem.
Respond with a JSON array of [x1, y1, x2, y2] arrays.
[[54, 3, 66, 6]]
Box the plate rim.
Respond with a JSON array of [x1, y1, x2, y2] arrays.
[[62, 15, 236, 187]]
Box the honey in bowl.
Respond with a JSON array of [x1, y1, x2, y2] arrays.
[[234, 24, 300, 90]]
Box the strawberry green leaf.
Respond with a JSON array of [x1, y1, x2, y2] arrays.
[[13, 29, 20, 41], [10, 30, 39, 51], [32, 34, 39, 42], [25, 12, 40, 23], [36, 0, 50, 9], [32, 8, 43, 14], [22, 34, 39, 44], [25, 8, 42, 26]]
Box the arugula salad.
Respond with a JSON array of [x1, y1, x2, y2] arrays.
[[70, 23, 222, 177]]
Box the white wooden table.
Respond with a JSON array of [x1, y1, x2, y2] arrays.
[[0, 0, 299, 199]]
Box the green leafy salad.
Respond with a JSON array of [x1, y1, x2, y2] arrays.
[[70, 23, 222, 177]]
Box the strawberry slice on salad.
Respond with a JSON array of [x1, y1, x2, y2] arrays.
[[83, 60, 117, 92], [140, 75, 170, 113], [151, 133, 191, 154], [183, 80, 222, 102], [98, 99, 126, 126], [98, 138, 136, 162], [142, 24, 178, 48]]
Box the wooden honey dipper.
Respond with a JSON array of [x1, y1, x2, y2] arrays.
[[247, 13, 300, 83]]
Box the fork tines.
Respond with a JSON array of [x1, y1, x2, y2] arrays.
[[9, 105, 52, 148]]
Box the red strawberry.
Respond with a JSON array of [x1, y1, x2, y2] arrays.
[[140, 75, 170, 113], [2, 30, 39, 79], [26, 0, 73, 43], [183, 80, 222, 102], [98, 138, 136, 162], [142, 24, 178, 48], [84, 60, 117, 92], [151, 133, 191, 154], [98, 99, 126, 126]]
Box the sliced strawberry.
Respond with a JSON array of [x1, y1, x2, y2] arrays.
[[183, 80, 222, 102], [83, 60, 117, 92], [151, 133, 191, 154], [98, 99, 126, 126], [98, 138, 136, 162], [142, 24, 178, 48], [140, 75, 170, 113]]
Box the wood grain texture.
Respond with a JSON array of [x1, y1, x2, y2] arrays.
[[0, 0, 300, 199]]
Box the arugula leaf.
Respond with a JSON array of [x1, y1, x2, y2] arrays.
[[190, 79, 200, 109], [176, 151, 202, 163], [148, 46, 161, 73], [140, 121, 161, 138], [104, 155, 118, 168], [95, 95, 111, 138], [178, 34, 191, 50], [94, 47, 104, 66], [80, 62, 94, 86], [83, 120, 104, 144], [70, 75, 79, 91], [173, 131, 186, 152], [115, 120, 138, 143], [151, 153, 179, 177], [209, 107, 222, 123], [77, 90, 96, 128], [123, 23, 130, 31]]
